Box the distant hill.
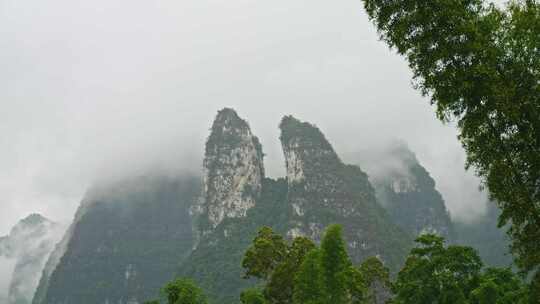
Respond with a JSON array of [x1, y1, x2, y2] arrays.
[[350, 142, 453, 238], [33, 175, 200, 304], [350, 142, 511, 268], [453, 201, 513, 268], [0, 214, 63, 304]]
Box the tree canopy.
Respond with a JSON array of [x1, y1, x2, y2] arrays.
[[362, 0, 540, 285], [152, 225, 530, 304], [393, 234, 529, 304], [241, 225, 367, 304], [144, 278, 208, 304]]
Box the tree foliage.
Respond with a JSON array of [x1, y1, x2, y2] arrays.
[[392, 234, 529, 304], [362, 0, 540, 284], [359, 257, 391, 304], [264, 236, 316, 303], [240, 288, 267, 304], [471, 267, 529, 304], [242, 227, 288, 281], [242, 225, 368, 304], [242, 227, 317, 303], [393, 234, 482, 303], [320, 224, 354, 303], [153, 226, 529, 304], [162, 279, 208, 304], [146, 278, 208, 304], [293, 249, 327, 304]]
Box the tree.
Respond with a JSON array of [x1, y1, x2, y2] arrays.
[[530, 271, 540, 303], [471, 267, 529, 304], [392, 234, 483, 304], [264, 236, 316, 303], [359, 257, 391, 304], [344, 266, 369, 304], [241, 288, 267, 304], [242, 227, 288, 280], [242, 225, 366, 304], [161, 278, 207, 304], [320, 224, 353, 303], [242, 227, 315, 304], [293, 249, 327, 304], [362, 0, 540, 283]]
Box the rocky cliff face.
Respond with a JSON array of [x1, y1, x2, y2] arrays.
[[197, 108, 265, 232], [354, 143, 453, 238], [279, 116, 410, 268], [0, 214, 63, 304], [179, 109, 278, 303], [33, 175, 200, 304]]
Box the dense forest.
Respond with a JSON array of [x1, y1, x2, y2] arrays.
[[146, 224, 530, 304]]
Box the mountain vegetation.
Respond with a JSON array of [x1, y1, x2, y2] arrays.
[[33, 175, 200, 304], [150, 224, 530, 304]]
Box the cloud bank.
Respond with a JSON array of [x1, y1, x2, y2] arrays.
[[0, 0, 500, 238]]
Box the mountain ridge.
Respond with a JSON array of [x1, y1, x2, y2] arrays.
[[33, 108, 477, 304]]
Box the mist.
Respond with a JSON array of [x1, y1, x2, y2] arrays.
[[0, 0, 506, 242], [0, 257, 15, 302]]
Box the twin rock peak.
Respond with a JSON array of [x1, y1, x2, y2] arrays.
[[197, 108, 409, 265]]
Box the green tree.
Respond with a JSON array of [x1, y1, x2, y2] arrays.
[[242, 227, 288, 280], [320, 224, 353, 303], [161, 278, 207, 304], [242, 228, 316, 304], [471, 268, 529, 304], [530, 271, 540, 303], [362, 0, 540, 283], [264, 237, 316, 304], [293, 249, 327, 304], [241, 288, 267, 304], [393, 234, 483, 304], [344, 266, 369, 304], [242, 225, 367, 304], [359, 257, 391, 304]]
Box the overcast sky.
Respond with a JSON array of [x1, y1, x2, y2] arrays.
[[0, 0, 508, 237]]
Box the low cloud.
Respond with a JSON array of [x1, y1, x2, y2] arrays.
[[0, 0, 490, 236]]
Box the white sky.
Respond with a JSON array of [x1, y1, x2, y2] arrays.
[[0, 0, 509, 236]]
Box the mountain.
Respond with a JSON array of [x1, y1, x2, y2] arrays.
[[351, 142, 453, 238], [0, 214, 63, 304], [178, 109, 284, 303], [33, 174, 200, 304], [194, 108, 265, 235], [34, 108, 416, 304], [351, 142, 511, 267], [279, 117, 411, 267], [179, 111, 411, 304]]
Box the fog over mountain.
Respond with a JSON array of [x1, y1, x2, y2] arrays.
[[0, 214, 64, 304], [1, 0, 506, 241]]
